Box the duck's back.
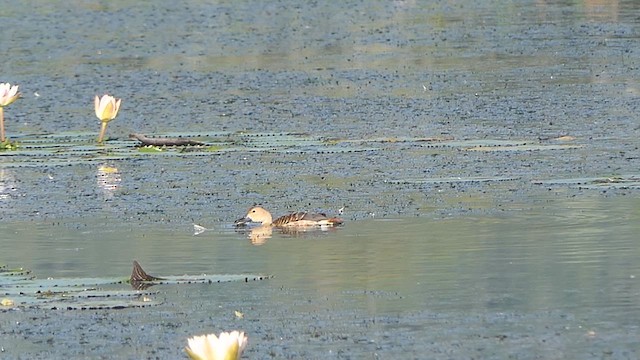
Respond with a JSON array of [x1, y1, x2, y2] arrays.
[[272, 212, 343, 227]]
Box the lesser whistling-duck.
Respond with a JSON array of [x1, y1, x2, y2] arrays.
[[234, 206, 343, 227]]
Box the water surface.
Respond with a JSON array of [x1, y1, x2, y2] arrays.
[[3, 195, 639, 358], [1, 0, 640, 359]]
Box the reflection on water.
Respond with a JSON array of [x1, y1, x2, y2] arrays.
[[235, 224, 344, 246], [239, 225, 272, 246], [0, 168, 17, 201], [96, 164, 121, 199]]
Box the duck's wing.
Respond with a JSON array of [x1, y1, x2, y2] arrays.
[[272, 212, 310, 226], [273, 212, 343, 226]]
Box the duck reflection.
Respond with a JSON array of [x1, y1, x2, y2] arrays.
[[236, 223, 342, 245], [244, 225, 273, 245]]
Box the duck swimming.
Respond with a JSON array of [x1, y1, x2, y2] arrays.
[[234, 206, 344, 227]]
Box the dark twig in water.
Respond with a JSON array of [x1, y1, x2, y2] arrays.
[[129, 133, 205, 146]]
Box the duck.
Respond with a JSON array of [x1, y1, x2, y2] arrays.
[[234, 206, 344, 227]]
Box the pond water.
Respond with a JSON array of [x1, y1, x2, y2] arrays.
[[2, 194, 639, 358], [9, 195, 640, 319], [1, 0, 640, 359]]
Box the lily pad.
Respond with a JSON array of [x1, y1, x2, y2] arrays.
[[388, 176, 519, 185], [138, 145, 164, 153], [464, 143, 582, 152], [0, 131, 381, 168], [41, 299, 163, 310], [533, 175, 640, 189], [329, 136, 454, 144], [1, 132, 583, 168], [0, 261, 271, 310]]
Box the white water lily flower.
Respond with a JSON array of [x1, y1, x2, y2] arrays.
[[94, 94, 121, 122], [0, 83, 20, 107], [94, 94, 122, 143], [186, 331, 248, 360]]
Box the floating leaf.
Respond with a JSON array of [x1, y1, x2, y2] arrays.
[[388, 176, 519, 185], [329, 136, 454, 144], [0, 140, 19, 151], [133, 273, 273, 285], [465, 144, 581, 152], [43, 298, 162, 310], [0, 131, 380, 168], [0, 261, 271, 310], [533, 175, 640, 189], [138, 145, 164, 152]]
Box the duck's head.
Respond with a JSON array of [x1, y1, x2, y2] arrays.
[[234, 206, 273, 226]]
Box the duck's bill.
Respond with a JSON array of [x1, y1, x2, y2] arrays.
[[234, 217, 251, 226]]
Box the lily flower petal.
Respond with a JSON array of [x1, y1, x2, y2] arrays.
[[185, 331, 248, 360]]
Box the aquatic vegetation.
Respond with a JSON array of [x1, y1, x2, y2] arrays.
[[464, 143, 581, 152], [138, 145, 164, 152], [0, 262, 271, 310], [185, 331, 248, 360], [532, 175, 640, 189], [0, 140, 18, 151], [95, 94, 122, 143], [388, 176, 519, 185], [206, 145, 224, 152], [0, 131, 374, 168], [130, 133, 205, 146], [0, 82, 20, 146]]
